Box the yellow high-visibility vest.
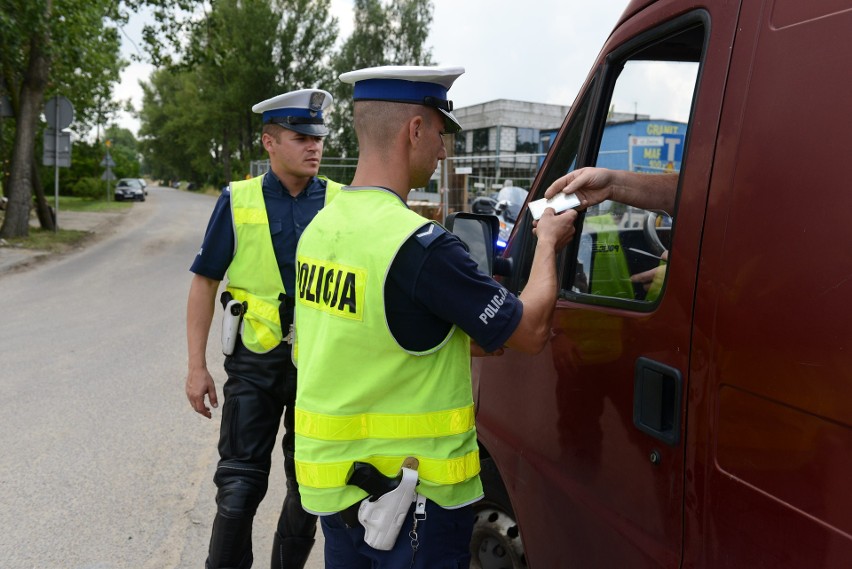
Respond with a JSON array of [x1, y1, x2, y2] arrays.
[[294, 187, 482, 514], [226, 175, 342, 353]]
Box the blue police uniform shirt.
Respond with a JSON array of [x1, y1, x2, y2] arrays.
[[386, 222, 522, 355], [189, 170, 326, 294]]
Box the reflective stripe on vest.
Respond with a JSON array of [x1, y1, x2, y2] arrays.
[[295, 449, 481, 489], [294, 187, 482, 513], [295, 404, 475, 441]]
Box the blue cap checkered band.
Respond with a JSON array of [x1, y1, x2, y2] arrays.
[[262, 107, 323, 123], [353, 79, 448, 106]]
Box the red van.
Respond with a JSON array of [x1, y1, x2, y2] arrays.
[[465, 1, 852, 567]]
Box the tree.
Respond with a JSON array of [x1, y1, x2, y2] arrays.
[[138, 0, 339, 185], [0, 0, 125, 237], [138, 67, 202, 184], [194, 0, 287, 184], [326, 0, 434, 158]]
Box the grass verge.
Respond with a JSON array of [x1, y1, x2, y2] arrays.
[[1, 196, 127, 252], [57, 196, 134, 212], [3, 227, 90, 252]]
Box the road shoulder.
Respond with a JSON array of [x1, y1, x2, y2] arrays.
[[0, 209, 127, 276]]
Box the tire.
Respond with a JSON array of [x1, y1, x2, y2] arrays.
[[470, 457, 527, 569]]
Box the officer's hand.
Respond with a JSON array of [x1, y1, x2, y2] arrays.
[[186, 367, 218, 419], [532, 207, 577, 251]]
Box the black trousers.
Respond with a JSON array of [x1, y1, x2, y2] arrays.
[[206, 339, 317, 569]]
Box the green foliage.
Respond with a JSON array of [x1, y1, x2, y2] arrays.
[[139, 0, 340, 185], [134, 0, 435, 178], [277, 0, 339, 89], [71, 176, 106, 199], [0, 0, 130, 237], [48, 0, 128, 133], [138, 67, 206, 184], [40, 127, 139, 198]]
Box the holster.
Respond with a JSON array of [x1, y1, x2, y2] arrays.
[[357, 467, 418, 550], [220, 291, 246, 356], [346, 458, 420, 551]]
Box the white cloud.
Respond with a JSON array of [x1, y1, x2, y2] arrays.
[[116, 1, 629, 134]]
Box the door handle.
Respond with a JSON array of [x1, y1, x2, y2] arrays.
[[633, 357, 683, 446]]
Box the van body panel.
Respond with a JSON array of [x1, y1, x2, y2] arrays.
[[685, 1, 852, 566], [473, 0, 852, 567]]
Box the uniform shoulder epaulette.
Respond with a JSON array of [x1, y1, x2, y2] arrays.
[[411, 222, 447, 249]]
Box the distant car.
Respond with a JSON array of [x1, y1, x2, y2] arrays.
[[115, 178, 146, 202]]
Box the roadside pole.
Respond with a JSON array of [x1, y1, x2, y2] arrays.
[[101, 140, 116, 201], [43, 95, 74, 232]]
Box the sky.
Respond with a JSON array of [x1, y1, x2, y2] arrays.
[[114, 1, 630, 135]]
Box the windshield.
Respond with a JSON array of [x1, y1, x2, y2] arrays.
[[496, 187, 528, 223]]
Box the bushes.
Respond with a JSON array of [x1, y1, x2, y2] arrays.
[[71, 177, 107, 200]]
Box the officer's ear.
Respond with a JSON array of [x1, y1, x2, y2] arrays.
[[410, 115, 428, 145]]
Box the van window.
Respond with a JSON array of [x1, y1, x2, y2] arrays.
[[565, 26, 703, 305], [508, 84, 594, 293]]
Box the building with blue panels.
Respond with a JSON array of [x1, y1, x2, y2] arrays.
[[540, 119, 688, 173]]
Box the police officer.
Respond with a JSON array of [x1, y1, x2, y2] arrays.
[[292, 66, 578, 568], [185, 88, 341, 569]]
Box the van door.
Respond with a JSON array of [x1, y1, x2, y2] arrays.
[[687, 1, 852, 566], [473, 3, 740, 568]]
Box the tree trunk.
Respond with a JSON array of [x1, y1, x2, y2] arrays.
[[32, 157, 55, 231], [0, 8, 52, 239]]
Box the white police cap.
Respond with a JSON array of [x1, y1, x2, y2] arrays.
[[252, 89, 333, 137], [339, 65, 465, 134]]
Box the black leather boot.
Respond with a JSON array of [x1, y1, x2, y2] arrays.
[[270, 533, 315, 569], [206, 512, 254, 569]]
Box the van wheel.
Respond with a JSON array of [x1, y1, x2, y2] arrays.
[[470, 458, 527, 569]]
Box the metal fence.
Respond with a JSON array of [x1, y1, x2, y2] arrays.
[[249, 152, 548, 221], [249, 157, 359, 182]]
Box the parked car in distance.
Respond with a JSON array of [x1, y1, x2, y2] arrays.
[[115, 178, 145, 202]]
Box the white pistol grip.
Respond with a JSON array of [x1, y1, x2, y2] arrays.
[[357, 466, 419, 550], [221, 300, 243, 356]]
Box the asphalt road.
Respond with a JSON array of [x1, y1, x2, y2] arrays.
[[0, 185, 324, 568]]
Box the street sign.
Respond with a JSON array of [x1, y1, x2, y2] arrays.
[[101, 170, 116, 181], [45, 96, 73, 129], [43, 129, 71, 167], [628, 133, 685, 173], [44, 96, 74, 130], [100, 152, 116, 168]]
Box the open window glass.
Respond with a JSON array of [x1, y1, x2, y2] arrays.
[[564, 25, 704, 306]]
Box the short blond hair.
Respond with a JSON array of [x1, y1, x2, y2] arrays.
[[354, 101, 425, 147]]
